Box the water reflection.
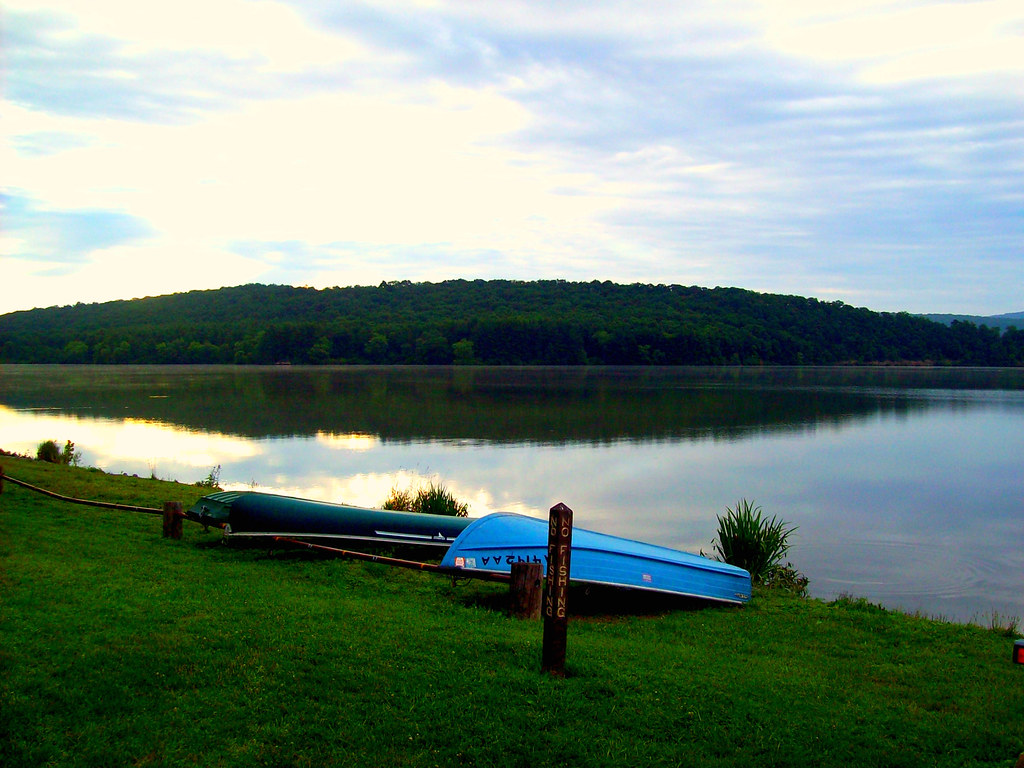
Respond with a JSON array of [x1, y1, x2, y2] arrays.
[[4, 365, 1021, 444], [1, 364, 1023, 623], [0, 405, 262, 480]]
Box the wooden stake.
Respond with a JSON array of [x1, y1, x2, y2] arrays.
[[541, 502, 573, 676], [162, 501, 183, 540], [510, 561, 543, 619]]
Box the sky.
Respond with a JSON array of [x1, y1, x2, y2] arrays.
[[3, 0, 1023, 317]]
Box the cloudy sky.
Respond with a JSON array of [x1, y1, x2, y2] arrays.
[[3, 0, 1023, 316]]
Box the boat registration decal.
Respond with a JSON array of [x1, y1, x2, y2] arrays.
[[642, 573, 653, 583], [478, 554, 545, 567], [454, 553, 546, 570]]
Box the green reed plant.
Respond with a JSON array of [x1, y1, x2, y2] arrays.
[[382, 480, 469, 517], [711, 499, 798, 585]]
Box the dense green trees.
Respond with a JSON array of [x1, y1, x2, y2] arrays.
[[1, 280, 1021, 366]]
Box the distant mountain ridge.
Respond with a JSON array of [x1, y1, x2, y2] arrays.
[[1, 280, 1023, 366], [921, 312, 1024, 331]]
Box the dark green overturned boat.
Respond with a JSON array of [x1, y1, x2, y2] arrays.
[[188, 491, 472, 548]]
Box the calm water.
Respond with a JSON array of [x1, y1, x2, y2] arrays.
[[2, 364, 1022, 623]]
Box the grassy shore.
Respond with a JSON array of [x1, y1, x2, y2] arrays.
[[2, 455, 1022, 768]]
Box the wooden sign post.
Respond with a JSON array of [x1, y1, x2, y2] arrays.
[[510, 561, 543, 619], [542, 502, 573, 676], [162, 501, 183, 540]]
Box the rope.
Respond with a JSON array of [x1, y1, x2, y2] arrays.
[[273, 535, 442, 570], [1, 472, 164, 515], [271, 536, 511, 583]]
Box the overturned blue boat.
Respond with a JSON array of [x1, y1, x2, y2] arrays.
[[440, 513, 750, 605], [188, 491, 751, 605]]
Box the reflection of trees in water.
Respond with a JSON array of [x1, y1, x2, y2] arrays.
[[1, 366, 1021, 445]]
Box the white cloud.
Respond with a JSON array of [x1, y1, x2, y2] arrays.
[[5, 77, 640, 294], [757, 0, 1024, 83], [5, 0, 366, 70]]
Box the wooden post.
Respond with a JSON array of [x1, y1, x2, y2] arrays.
[[0, 465, 4, 494], [510, 561, 543, 619], [542, 502, 573, 676], [162, 501, 183, 540]]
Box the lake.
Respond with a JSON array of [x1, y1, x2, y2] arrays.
[[1, 364, 1022, 624]]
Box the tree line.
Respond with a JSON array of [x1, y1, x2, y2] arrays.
[[1, 280, 1022, 366]]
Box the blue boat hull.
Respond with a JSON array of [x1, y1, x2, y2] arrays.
[[440, 513, 751, 604]]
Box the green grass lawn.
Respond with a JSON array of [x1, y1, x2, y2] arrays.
[[2, 456, 1022, 767]]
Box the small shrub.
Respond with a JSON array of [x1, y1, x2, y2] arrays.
[[760, 562, 810, 596], [36, 440, 61, 463], [711, 499, 800, 585]]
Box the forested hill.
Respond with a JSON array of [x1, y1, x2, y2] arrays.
[[2, 280, 1022, 366]]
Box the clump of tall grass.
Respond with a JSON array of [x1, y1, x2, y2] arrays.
[[382, 480, 469, 517], [382, 486, 415, 511], [983, 610, 1021, 638], [710, 499, 803, 588]]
